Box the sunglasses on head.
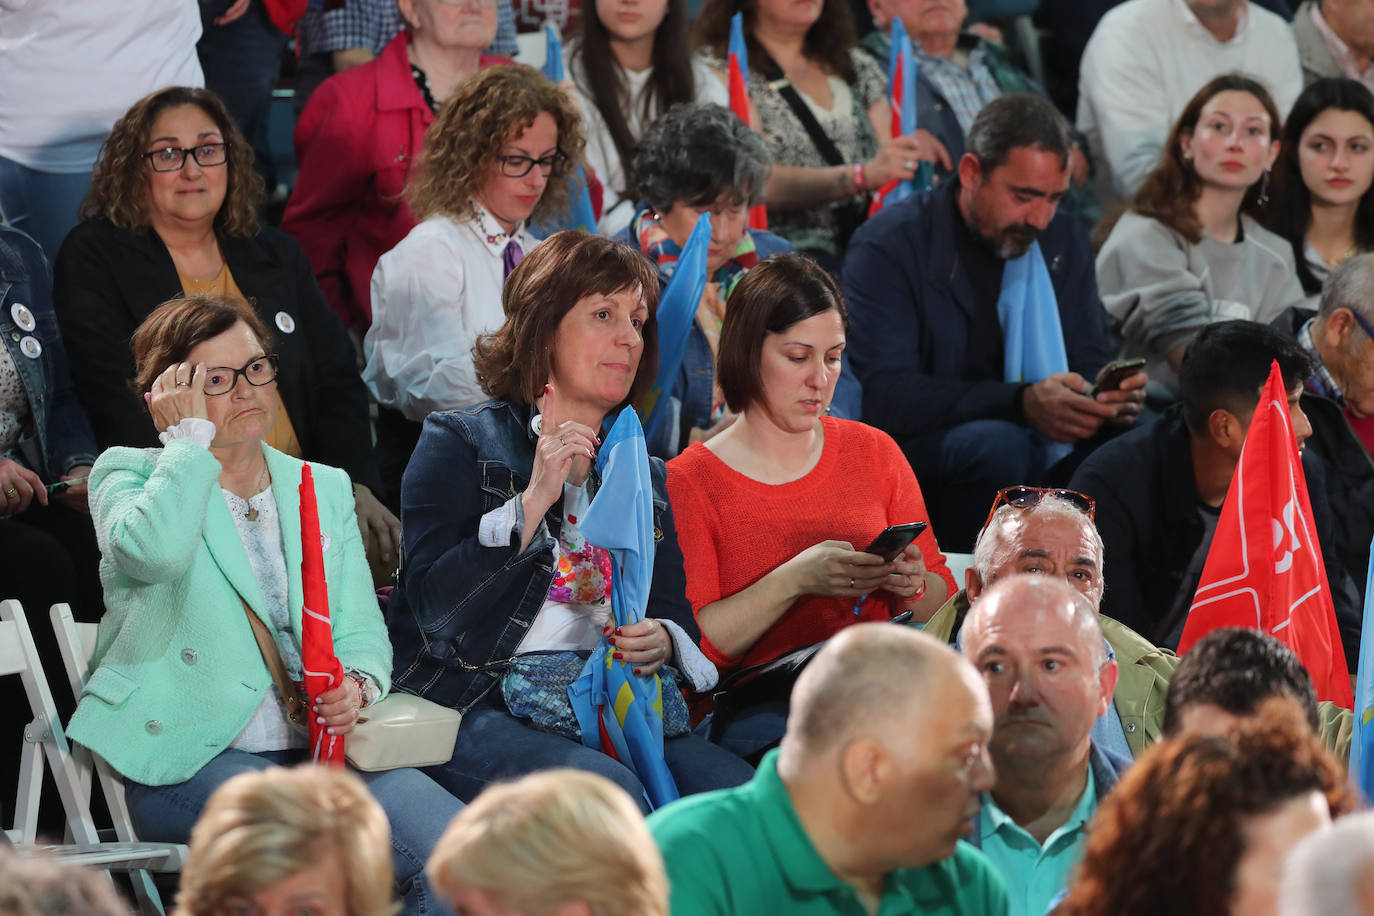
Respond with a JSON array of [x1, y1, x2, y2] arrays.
[[980, 486, 1096, 535]]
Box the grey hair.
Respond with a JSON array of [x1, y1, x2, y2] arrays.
[[971, 496, 1105, 587], [1318, 251, 1374, 324], [965, 574, 1108, 668], [1278, 810, 1374, 916], [630, 102, 771, 213], [966, 93, 1074, 175]]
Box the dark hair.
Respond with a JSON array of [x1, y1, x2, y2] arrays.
[[966, 93, 1075, 175], [81, 86, 264, 237], [130, 295, 273, 395], [1056, 711, 1354, 916], [631, 103, 771, 211], [570, 0, 695, 202], [694, 0, 859, 85], [716, 253, 849, 413], [1124, 73, 1281, 245], [1177, 320, 1313, 432], [1268, 78, 1374, 294], [473, 231, 660, 405], [1163, 628, 1320, 734]]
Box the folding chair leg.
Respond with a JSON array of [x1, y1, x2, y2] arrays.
[[129, 869, 168, 916]]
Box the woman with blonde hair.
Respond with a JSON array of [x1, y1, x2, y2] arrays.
[[428, 769, 668, 916], [363, 63, 585, 506], [175, 765, 395, 916]]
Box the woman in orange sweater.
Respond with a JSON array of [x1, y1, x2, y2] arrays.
[[666, 253, 954, 758]]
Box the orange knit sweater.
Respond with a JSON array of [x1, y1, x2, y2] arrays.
[[667, 417, 954, 672]]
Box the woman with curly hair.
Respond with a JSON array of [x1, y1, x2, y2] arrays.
[[363, 64, 584, 506], [1057, 704, 1354, 916], [50, 86, 402, 571]]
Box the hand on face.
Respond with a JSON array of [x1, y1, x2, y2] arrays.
[[146, 361, 210, 431]]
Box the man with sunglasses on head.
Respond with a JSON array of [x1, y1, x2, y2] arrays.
[[1069, 320, 1362, 670], [923, 484, 1176, 761]]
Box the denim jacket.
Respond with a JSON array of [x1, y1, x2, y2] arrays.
[[0, 225, 97, 481], [387, 398, 701, 712]]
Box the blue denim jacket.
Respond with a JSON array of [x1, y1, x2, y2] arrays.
[[0, 225, 97, 481], [387, 398, 700, 712]]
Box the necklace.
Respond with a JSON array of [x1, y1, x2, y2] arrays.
[[231, 463, 271, 523]]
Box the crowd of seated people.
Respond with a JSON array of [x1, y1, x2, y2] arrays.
[[9, 0, 1374, 912]]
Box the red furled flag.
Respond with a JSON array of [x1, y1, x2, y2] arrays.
[[728, 13, 768, 231], [1180, 361, 1353, 706], [300, 463, 347, 764]]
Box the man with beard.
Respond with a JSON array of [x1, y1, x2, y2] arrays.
[[960, 575, 1128, 916], [843, 94, 1144, 551]]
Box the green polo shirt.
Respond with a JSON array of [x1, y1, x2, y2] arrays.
[[648, 750, 1009, 916], [977, 769, 1096, 916]]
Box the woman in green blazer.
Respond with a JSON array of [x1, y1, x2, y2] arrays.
[[65, 294, 461, 916]]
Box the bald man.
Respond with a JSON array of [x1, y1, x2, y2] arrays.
[[961, 575, 1128, 916], [649, 624, 1009, 916]]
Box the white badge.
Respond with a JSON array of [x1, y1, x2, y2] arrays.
[[19, 335, 42, 359], [10, 303, 35, 332], [320, 531, 331, 552], [275, 311, 296, 334]]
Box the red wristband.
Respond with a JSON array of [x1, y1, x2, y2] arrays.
[[852, 163, 867, 193]]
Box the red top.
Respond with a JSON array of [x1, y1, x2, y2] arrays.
[[1346, 411, 1374, 457], [280, 32, 511, 329], [667, 417, 955, 673]]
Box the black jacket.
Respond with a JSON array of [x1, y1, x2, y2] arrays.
[[53, 219, 380, 492], [1070, 404, 1361, 667]]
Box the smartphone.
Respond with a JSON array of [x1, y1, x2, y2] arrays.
[[863, 522, 928, 562], [1089, 357, 1147, 396]]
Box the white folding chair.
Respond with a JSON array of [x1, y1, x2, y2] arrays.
[[0, 599, 181, 915]]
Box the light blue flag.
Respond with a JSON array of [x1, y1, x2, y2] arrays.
[[568, 407, 680, 809], [526, 24, 600, 237], [642, 212, 711, 443], [541, 23, 564, 82], [886, 19, 929, 206], [1350, 535, 1374, 799], [998, 240, 1071, 465]]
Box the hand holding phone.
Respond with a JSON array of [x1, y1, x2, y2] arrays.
[[863, 522, 928, 562], [1089, 358, 1147, 397]]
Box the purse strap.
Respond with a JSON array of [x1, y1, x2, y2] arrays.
[[753, 53, 850, 169], [241, 597, 308, 727]]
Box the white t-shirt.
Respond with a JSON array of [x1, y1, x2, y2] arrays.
[[566, 50, 729, 236], [0, 0, 204, 172]]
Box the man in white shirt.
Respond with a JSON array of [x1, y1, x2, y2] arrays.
[[1077, 0, 1302, 211]]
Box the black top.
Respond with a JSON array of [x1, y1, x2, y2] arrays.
[[52, 219, 380, 492], [950, 193, 1007, 385]]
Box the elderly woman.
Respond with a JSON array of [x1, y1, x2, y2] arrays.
[[364, 64, 584, 508], [51, 86, 402, 569], [617, 102, 861, 457], [280, 0, 513, 331], [385, 230, 753, 811], [64, 295, 462, 916], [666, 254, 954, 758], [429, 769, 668, 916], [175, 766, 396, 916]]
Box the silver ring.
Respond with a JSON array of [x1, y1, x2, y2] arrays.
[[175, 381, 190, 388], [849, 577, 854, 589]]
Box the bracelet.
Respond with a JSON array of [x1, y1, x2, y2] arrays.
[[912, 576, 927, 601], [851, 163, 868, 193]]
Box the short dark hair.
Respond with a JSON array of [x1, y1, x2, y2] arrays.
[[715, 254, 848, 413], [1163, 628, 1321, 735], [472, 231, 660, 405], [130, 295, 274, 395], [965, 93, 1075, 175], [631, 103, 771, 212], [1177, 320, 1313, 433]]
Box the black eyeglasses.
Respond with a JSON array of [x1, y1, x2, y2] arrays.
[[1351, 308, 1374, 345], [143, 142, 230, 172], [203, 355, 278, 397], [497, 150, 568, 179], [980, 486, 1096, 534]]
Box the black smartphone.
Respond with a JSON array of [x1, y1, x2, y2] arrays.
[[863, 522, 928, 561], [1089, 357, 1147, 396]]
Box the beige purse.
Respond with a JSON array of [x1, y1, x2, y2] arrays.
[[241, 599, 462, 771]]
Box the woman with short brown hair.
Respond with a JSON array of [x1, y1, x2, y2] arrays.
[[384, 230, 752, 811]]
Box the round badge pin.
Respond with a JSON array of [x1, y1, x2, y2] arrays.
[[10, 303, 35, 332], [19, 335, 42, 359], [320, 531, 331, 552], [275, 311, 296, 334]]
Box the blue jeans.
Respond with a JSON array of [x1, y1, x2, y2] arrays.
[[197, 0, 288, 187], [427, 692, 755, 814], [0, 156, 92, 262], [125, 749, 462, 916]]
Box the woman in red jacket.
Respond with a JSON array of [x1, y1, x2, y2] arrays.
[[280, 0, 511, 331]]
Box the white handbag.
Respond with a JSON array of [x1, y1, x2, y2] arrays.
[[347, 692, 462, 771]]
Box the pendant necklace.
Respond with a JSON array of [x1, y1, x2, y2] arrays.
[[239, 464, 270, 523]]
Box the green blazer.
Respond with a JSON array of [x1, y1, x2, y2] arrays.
[[67, 441, 391, 786]]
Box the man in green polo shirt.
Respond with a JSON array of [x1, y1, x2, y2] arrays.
[[648, 624, 1009, 916], [961, 575, 1131, 916]]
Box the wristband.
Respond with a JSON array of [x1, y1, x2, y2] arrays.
[[912, 578, 928, 601], [852, 163, 867, 193]]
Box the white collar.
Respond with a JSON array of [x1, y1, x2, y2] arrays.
[[467, 199, 527, 257], [1170, 0, 1250, 43]]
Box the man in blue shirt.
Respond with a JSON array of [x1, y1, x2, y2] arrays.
[[960, 575, 1131, 916]]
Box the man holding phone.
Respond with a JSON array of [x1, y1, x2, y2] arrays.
[[843, 94, 1146, 551]]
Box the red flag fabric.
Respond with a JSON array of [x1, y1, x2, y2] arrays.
[[1179, 361, 1353, 706], [300, 463, 347, 764]]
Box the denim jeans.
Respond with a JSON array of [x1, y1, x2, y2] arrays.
[[125, 749, 463, 916], [0, 156, 92, 262], [426, 692, 756, 814]]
